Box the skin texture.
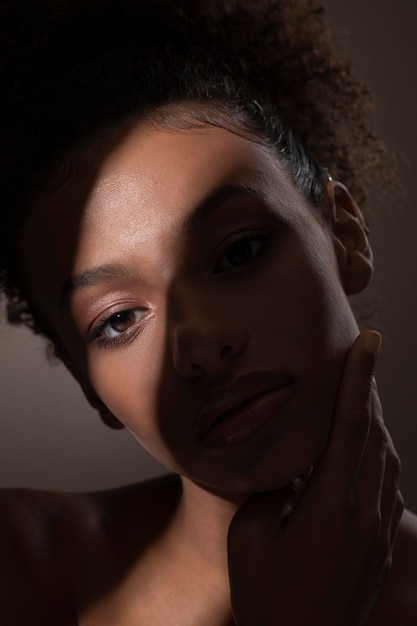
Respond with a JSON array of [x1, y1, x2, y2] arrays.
[[1, 119, 416, 624], [20, 122, 368, 494]]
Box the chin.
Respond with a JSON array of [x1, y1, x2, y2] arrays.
[[186, 422, 329, 499]]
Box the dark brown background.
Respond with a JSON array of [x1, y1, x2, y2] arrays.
[[1, 1, 416, 509]]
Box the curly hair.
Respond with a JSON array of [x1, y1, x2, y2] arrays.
[[0, 0, 384, 340]]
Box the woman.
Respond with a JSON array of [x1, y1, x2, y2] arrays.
[[0, 0, 416, 623]]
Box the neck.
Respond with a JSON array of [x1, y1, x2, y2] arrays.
[[170, 476, 247, 573]]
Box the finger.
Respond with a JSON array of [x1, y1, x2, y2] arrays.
[[355, 384, 387, 511], [313, 331, 381, 490], [377, 414, 403, 544], [389, 492, 405, 546], [363, 388, 404, 549]]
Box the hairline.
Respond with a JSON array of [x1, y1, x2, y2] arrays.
[[31, 99, 326, 208]]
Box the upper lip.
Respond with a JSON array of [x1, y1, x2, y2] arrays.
[[195, 371, 294, 437]]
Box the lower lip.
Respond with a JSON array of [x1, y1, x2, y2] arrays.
[[198, 385, 293, 449]]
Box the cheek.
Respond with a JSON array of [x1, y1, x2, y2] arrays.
[[85, 323, 180, 459], [245, 236, 356, 343], [92, 358, 174, 463], [87, 341, 157, 428]]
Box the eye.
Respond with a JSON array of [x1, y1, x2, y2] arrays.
[[89, 308, 147, 348], [101, 309, 144, 338], [214, 233, 267, 273]]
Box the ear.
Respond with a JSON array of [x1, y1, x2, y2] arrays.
[[56, 349, 125, 430], [326, 181, 373, 295]]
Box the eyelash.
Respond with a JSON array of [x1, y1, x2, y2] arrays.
[[88, 309, 147, 350], [214, 231, 269, 274]]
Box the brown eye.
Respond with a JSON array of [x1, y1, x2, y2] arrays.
[[227, 240, 257, 264], [215, 234, 265, 273], [100, 309, 145, 339]]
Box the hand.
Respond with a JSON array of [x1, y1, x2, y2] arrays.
[[227, 331, 404, 626]]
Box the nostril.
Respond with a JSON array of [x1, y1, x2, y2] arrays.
[[221, 345, 233, 358], [170, 312, 248, 378]]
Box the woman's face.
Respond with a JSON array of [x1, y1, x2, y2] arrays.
[[20, 118, 366, 496]]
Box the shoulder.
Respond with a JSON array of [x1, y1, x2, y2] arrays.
[[0, 474, 180, 625], [0, 486, 83, 625], [368, 508, 417, 626]]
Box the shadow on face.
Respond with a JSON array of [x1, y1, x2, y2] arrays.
[[19, 105, 373, 496]]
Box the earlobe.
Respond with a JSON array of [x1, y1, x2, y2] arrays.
[[326, 181, 373, 295], [94, 402, 125, 430], [81, 381, 125, 430], [57, 350, 125, 430]]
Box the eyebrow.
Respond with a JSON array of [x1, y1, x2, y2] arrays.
[[183, 183, 260, 234], [61, 183, 261, 308], [61, 263, 133, 309]]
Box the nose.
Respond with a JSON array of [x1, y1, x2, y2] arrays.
[[169, 290, 249, 380]]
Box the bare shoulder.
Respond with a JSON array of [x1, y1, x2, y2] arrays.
[[0, 474, 180, 626], [0, 486, 82, 625], [368, 508, 417, 625]]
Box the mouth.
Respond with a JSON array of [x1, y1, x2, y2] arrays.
[[195, 373, 294, 449]]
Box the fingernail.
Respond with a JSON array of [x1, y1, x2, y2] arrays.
[[362, 331, 382, 356]]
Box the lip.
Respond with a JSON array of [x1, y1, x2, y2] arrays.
[[195, 372, 294, 449]]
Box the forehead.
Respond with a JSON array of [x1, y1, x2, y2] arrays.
[[19, 122, 307, 313]]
